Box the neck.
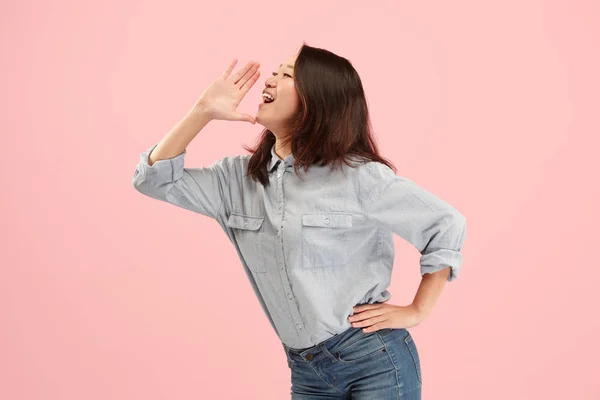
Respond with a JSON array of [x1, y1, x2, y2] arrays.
[[274, 137, 292, 160]]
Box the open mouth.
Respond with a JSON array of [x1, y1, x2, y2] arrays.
[[262, 93, 275, 104]]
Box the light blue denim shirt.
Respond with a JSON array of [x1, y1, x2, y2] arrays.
[[133, 142, 467, 349]]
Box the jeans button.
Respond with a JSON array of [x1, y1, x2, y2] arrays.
[[305, 353, 313, 361]]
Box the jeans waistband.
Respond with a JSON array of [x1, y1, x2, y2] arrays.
[[282, 325, 377, 356]]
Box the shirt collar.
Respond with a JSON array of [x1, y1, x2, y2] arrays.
[[267, 144, 295, 173]]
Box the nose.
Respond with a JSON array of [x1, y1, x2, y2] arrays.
[[265, 76, 276, 88]]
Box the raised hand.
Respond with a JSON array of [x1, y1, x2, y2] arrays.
[[191, 59, 261, 124]]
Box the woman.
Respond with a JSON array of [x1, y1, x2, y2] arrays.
[[133, 43, 467, 399]]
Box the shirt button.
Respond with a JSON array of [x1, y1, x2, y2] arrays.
[[296, 324, 302, 329], [277, 173, 281, 178], [324, 218, 330, 224]]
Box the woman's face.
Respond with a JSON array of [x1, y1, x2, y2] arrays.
[[255, 53, 300, 137]]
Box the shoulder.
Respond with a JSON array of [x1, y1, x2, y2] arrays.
[[355, 160, 395, 178], [351, 159, 417, 199], [353, 160, 399, 187]]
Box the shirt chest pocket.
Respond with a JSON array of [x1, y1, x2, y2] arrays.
[[301, 212, 354, 269], [226, 213, 267, 273]]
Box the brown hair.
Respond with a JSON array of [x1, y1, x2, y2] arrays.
[[244, 43, 396, 186]]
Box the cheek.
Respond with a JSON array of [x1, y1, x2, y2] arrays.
[[284, 89, 300, 111], [282, 83, 299, 105], [278, 95, 299, 112]]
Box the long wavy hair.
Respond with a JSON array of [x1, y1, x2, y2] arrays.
[[244, 43, 396, 186]]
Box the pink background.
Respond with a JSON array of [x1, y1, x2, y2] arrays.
[[1, 0, 599, 398]]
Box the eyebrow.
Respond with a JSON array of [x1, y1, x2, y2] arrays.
[[279, 64, 294, 69]]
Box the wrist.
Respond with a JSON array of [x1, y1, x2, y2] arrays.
[[188, 103, 214, 122], [409, 302, 429, 321]]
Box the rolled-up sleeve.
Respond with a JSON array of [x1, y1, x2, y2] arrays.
[[132, 143, 230, 220], [360, 162, 467, 281]]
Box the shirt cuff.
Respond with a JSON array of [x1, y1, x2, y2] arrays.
[[420, 250, 463, 281], [419, 215, 466, 282], [138, 143, 187, 186]]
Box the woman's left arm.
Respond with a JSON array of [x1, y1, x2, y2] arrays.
[[411, 266, 452, 319], [359, 162, 467, 282], [349, 163, 467, 332], [350, 267, 452, 331]]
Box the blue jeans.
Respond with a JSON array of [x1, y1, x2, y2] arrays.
[[282, 326, 422, 399]]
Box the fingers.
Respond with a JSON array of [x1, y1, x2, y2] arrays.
[[231, 61, 259, 85], [350, 315, 388, 330], [353, 303, 383, 313], [221, 59, 260, 92], [239, 69, 261, 94], [349, 308, 385, 321], [221, 58, 238, 79], [235, 61, 260, 88]]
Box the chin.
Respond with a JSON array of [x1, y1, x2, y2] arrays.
[[256, 116, 276, 131], [255, 115, 268, 129]]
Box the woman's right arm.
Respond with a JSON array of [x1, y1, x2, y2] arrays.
[[148, 58, 261, 165], [132, 109, 229, 219], [132, 59, 261, 220], [146, 108, 212, 167]]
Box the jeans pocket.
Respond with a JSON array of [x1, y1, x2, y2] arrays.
[[334, 332, 387, 364], [404, 331, 422, 383]]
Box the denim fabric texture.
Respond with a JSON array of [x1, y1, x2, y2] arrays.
[[283, 325, 422, 399]]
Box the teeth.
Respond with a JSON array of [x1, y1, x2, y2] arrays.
[[262, 93, 274, 102]]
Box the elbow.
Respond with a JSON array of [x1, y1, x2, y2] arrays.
[[132, 167, 151, 195], [446, 209, 466, 237], [450, 211, 467, 252], [454, 211, 466, 231], [132, 168, 142, 189]]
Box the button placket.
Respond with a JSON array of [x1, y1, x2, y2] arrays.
[[275, 163, 303, 333]]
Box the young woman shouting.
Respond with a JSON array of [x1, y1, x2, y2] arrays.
[[133, 43, 467, 399]]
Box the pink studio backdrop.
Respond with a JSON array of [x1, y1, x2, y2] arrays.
[[1, 1, 598, 399]]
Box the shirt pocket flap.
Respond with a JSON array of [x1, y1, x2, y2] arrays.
[[301, 213, 353, 228], [226, 214, 265, 231]]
